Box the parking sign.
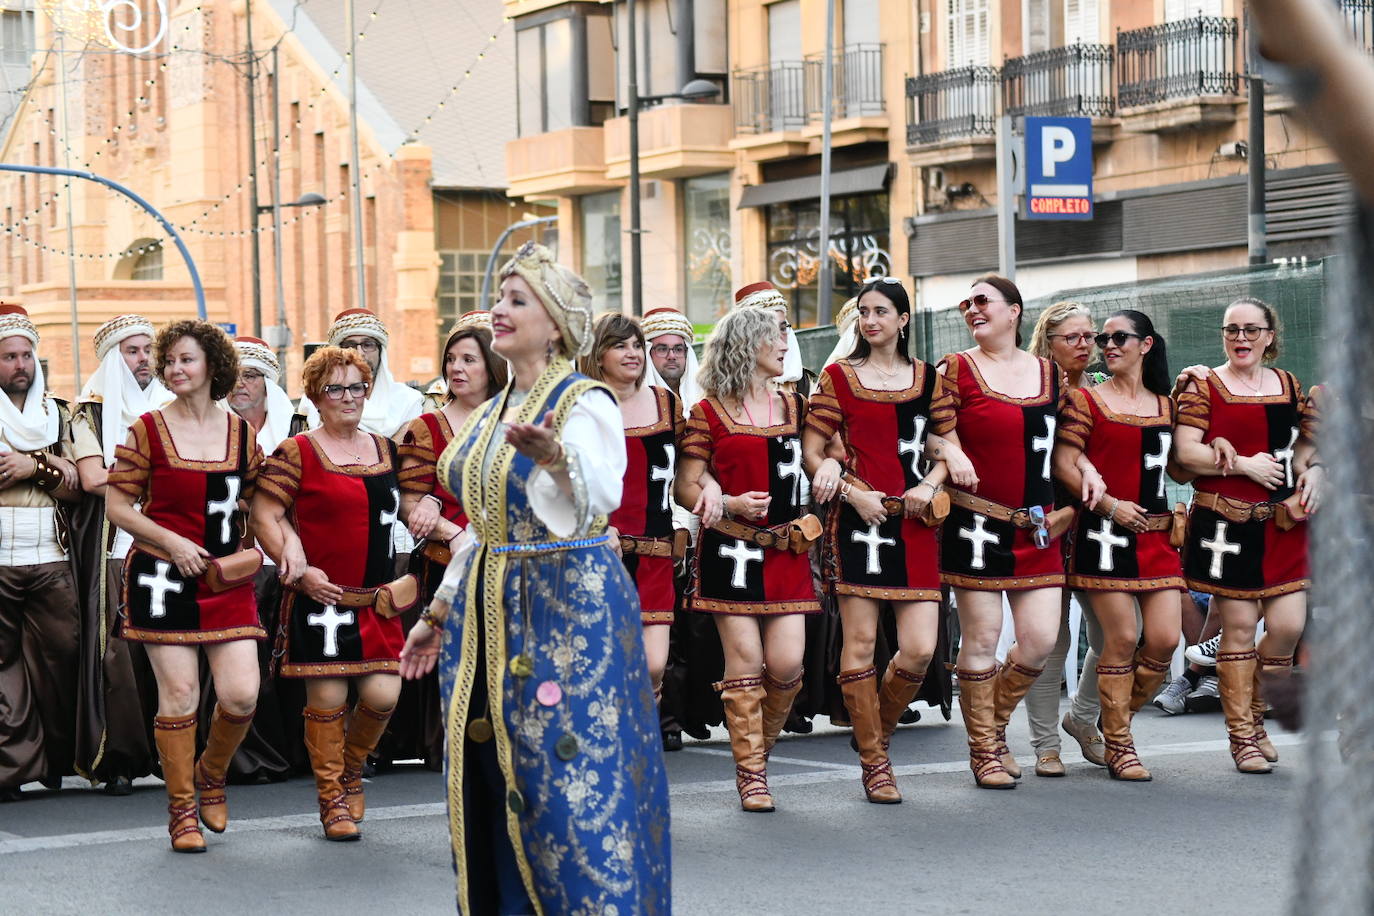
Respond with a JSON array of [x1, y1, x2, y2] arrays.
[[1025, 116, 1093, 221]]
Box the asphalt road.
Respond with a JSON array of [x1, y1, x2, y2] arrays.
[[0, 699, 1298, 915]]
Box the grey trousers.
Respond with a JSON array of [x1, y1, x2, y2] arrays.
[[1026, 593, 1104, 754]]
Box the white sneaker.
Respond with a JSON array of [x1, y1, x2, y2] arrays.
[[1185, 633, 1222, 667]]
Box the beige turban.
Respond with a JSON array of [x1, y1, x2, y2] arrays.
[[499, 241, 595, 358]]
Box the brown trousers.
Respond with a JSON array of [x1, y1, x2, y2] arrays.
[[0, 561, 80, 789]]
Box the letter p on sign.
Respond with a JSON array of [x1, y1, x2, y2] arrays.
[[1041, 126, 1076, 178]]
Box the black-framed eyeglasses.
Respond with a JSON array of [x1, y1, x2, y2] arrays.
[[1028, 505, 1050, 550], [1095, 331, 1144, 349], [650, 344, 688, 357], [1221, 324, 1271, 341], [322, 382, 369, 400], [340, 339, 380, 353], [958, 293, 1005, 313], [1048, 332, 1095, 346]]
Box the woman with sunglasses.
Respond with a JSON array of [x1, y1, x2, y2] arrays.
[[939, 275, 1069, 789], [1173, 297, 1321, 774], [804, 277, 971, 803], [1053, 311, 1186, 781]]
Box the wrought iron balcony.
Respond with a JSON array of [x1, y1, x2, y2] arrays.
[[1341, 1, 1374, 54], [732, 61, 809, 134], [904, 65, 999, 146], [805, 44, 886, 119], [1117, 15, 1242, 109], [1003, 42, 1115, 118]]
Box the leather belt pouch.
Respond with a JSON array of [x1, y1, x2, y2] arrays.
[[881, 490, 950, 527], [139, 543, 262, 593], [422, 540, 453, 566], [373, 574, 420, 619], [1169, 503, 1188, 548], [1275, 494, 1308, 532]]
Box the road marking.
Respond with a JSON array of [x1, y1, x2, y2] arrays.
[[683, 746, 859, 773]]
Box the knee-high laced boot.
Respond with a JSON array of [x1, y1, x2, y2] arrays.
[[715, 676, 773, 812], [341, 702, 394, 822], [992, 656, 1045, 780], [1252, 654, 1292, 763], [154, 714, 205, 853], [1130, 652, 1174, 714], [761, 669, 803, 754], [1098, 664, 1151, 781], [877, 662, 926, 750], [957, 667, 1015, 789], [304, 705, 360, 840], [838, 667, 901, 804], [1216, 650, 1272, 774], [194, 705, 255, 833]]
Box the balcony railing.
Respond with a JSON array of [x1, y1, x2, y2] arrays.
[[733, 62, 809, 134], [1003, 42, 1115, 118], [1117, 15, 1242, 109], [904, 65, 999, 146], [805, 44, 886, 119], [1341, 1, 1374, 54]]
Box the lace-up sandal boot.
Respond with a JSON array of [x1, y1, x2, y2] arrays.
[[154, 714, 205, 853], [194, 705, 255, 833], [992, 656, 1045, 779], [957, 667, 1015, 789], [716, 676, 774, 812], [1252, 654, 1292, 763], [1098, 664, 1151, 781], [877, 662, 926, 751], [1216, 650, 1272, 774], [838, 667, 901, 804], [1130, 652, 1174, 714], [304, 705, 360, 840], [760, 669, 803, 754], [341, 702, 393, 822]]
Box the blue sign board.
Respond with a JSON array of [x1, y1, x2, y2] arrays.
[[217, 322, 238, 337], [1024, 116, 1093, 221]]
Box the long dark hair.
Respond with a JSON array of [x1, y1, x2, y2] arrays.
[[441, 325, 507, 401], [972, 273, 1024, 348], [846, 277, 913, 364], [1111, 309, 1171, 396]]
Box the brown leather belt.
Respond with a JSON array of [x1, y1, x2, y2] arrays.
[[947, 489, 1074, 537], [289, 574, 420, 618], [846, 473, 949, 527], [1193, 491, 1306, 530], [712, 514, 823, 554], [422, 540, 452, 566], [620, 529, 689, 560]]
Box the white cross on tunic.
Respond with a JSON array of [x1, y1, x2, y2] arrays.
[[206, 476, 241, 545], [307, 604, 355, 657], [718, 538, 764, 590], [958, 514, 1000, 570], [378, 487, 400, 559], [851, 522, 896, 574], [1200, 520, 1242, 579], [1144, 432, 1171, 500], [775, 439, 803, 509], [137, 560, 183, 619], [1086, 518, 1129, 572], [1274, 426, 1298, 488], [898, 416, 928, 479], [650, 445, 676, 513], [1031, 415, 1056, 482]]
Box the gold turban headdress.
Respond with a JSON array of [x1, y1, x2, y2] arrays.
[[498, 241, 595, 358]]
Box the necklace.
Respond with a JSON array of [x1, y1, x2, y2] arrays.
[[321, 428, 366, 463], [1227, 365, 1265, 394], [740, 392, 773, 428], [1108, 377, 1151, 415], [869, 358, 902, 381]]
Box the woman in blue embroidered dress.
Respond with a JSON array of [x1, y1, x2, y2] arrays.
[[399, 242, 671, 915]]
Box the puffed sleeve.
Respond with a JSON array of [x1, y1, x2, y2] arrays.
[[1056, 388, 1094, 451], [805, 366, 843, 441], [1302, 383, 1323, 441], [257, 437, 303, 510], [527, 386, 627, 539], [69, 404, 101, 463], [398, 415, 437, 496], [929, 367, 957, 436], [108, 415, 154, 499], [936, 354, 963, 413], [681, 400, 713, 463], [1175, 377, 1212, 434]]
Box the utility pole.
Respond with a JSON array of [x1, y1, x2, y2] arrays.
[[246, 0, 262, 335], [269, 44, 290, 367], [56, 31, 81, 382], [1247, 75, 1266, 265], [815, 0, 836, 325], [995, 113, 1016, 281], [346, 0, 367, 311], [627, 0, 643, 315]]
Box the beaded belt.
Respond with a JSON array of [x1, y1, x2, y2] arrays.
[[489, 534, 610, 556]]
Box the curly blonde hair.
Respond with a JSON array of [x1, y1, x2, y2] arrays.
[[698, 308, 781, 403], [1029, 300, 1093, 360]]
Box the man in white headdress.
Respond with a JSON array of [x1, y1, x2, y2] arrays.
[[70, 313, 173, 794], [0, 304, 83, 802], [640, 307, 702, 418], [230, 336, 306, 454], [302, 308, 424, 437]]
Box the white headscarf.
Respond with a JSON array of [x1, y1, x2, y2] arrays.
[[0, 306, 61, 452], [303, 309, 424, 437], [640, 307, 701, 416], [79, 313, 173, 465], [823, 297, 860, 368], [734, 282, 804, 384], [233, 337, 298, 454]]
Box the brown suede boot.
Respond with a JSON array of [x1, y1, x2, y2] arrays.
[[304, 705, 361, 840], [838, 667, 901, 804], [877, 661, 926, 748], [957, 666, 1015, 789], [716, 675, 774, 812], [154, 713, 205, 853], [1252, 654, 1292, 763], [761, 668, 803, 753], [992, 656, 1044, 780], [1098, 664, 1151, 781], [1216, 650, 1273, 774], [341, 702, 394, 822], [194, 705, 255, 833], [1130, 652, 1173, 714]]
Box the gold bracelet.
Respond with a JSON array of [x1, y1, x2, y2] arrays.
[[419, 607, 444, 630]]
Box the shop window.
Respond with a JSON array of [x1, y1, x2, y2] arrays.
[[766, 193, 891, 327], [682, 173, 732, 325]]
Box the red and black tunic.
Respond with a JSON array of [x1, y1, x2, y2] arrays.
[[938, 352, 1066, 591], [1177, 369, 1315, 599], [399, 409, 469, 597], [683, 394, 821, 616], [806, 359, 954, 601], [611, 386, 683, 625], [1058, 388, 1185, 593], [259, 434, 406, 677], [111, 411, 266, 645]]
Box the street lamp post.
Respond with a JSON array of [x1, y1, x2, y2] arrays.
[[255, 192, 327, 364]]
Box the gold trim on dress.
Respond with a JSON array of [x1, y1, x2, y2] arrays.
[[1067, 574, 1186, 593], [833, 583, 943, 602], [150, 410, 242, 470], [624, 386, 675, 437], [1205, 368, 1296, 405], [958, 352, 1055, 406], [302, 431, 394, 476], [706, 393, 799, 437], [690, 597, 822, 616], [941, 572, 1066, 591], [1081, 388, 1171, 426], [835, 358, 928, 403], [1182, 576, 1309, 600]]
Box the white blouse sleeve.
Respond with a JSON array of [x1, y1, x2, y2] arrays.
[[527, 388, 626, 539]]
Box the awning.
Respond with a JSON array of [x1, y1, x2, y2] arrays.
[[737, 163, 892, 209]]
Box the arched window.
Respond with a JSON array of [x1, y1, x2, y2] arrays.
[[114, 238, 163, 280]]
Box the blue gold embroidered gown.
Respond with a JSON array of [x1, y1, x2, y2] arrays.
[[435, 359, 671, 915]]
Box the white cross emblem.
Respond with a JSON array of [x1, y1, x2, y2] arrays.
[[958, 514, 1000, 570], [851, 522, 895, 574], [378, 487, 400, 558], [1274, 426, 1298, 488], [718, 538, 763, 590], [206, 476, 241, 545], [1031, 415, 1056, 482], [898, 415, 928, 479], [650, 444, 675, 513], [1086, 518, 1129, 572], [775, 438, 803, 509], [307, 604, 355, 657], [1200, 520, 1242, 579], [137, 560, 183, 619], [1144, 432, 1171, 500]]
